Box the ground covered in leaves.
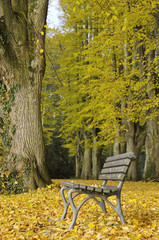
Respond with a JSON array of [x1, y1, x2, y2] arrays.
[[0, 180, 159, 240]]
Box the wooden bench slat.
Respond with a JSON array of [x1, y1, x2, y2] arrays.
[[61, 183, 118, 194], [86, 185, 95, 191], [61, 182, 80, 189], [99, 173, 125, 181], [101, 166, 128, 174], [103, 159, 131, 168], [79, 184, 87, 190], [106, 152, 135, 162], [94, 187, 103, 193], [103, 186, 118, 193]]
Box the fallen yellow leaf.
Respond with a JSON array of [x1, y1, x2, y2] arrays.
[[88, 223, 95, 228]]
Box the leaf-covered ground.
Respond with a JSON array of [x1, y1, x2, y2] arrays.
[[0, 180, 159, 240]]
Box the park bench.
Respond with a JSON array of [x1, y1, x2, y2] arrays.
[[60, 151, 136, 230]]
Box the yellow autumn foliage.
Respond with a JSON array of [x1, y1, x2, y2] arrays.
[[43, 0, 159, 154]]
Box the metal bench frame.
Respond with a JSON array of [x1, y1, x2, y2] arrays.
[[60, 152, 136, 230]]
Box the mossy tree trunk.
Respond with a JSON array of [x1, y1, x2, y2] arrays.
[[0, 0, 51, 190]]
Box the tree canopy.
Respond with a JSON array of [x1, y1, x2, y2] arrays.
[[42, 0, 159, 180]]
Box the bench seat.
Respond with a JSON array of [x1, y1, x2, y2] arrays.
[[61, 181, 118, 194]]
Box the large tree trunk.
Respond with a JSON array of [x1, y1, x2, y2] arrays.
[[10, 76, 51, 189], [0, 0, 51, 190]]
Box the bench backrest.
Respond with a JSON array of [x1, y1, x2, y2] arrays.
[[99, 152, 136, 181]]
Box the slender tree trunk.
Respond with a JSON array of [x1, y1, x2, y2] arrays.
[[143, 50, 157, 179], [126, 122, 138, 180], [81, 130, 92, 179], [125, 29, 147, 180], [126, 121, 146, 180], [122, 31, 138, 180], [75, 131, 83, 178], [113, 130, 120, 155], [143, 8, 159, 179], [92, 128, 102, 179], [124, 41, 146, 180], [144, 118, 159, 179]]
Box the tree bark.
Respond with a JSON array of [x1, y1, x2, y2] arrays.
[[125, 122, 138, 180], [92, 127, 102, 179], [0, 0, 51, 190], [125, 121, 146, 180], [75, 131, 84, 178], [123, 27, 147, 180], [113, 131, 120, 156], [144, 118, 159, 179], [81, 130, 92, 179], [143, 8, 159, 179]]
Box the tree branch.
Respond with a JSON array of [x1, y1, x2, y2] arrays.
[[45, 50, 63, 87]]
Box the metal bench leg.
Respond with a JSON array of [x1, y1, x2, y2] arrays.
[[116, 192, 125, 223], [93, 197, 107, 213], [105, 192, 125, 224], [68, 189, 91, 230], [60, 186, 81, 221], [60, 186, 69, 220]]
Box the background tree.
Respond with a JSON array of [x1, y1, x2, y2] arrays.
[[46, 0, 159, 181], [42, 29, 75, 179]]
